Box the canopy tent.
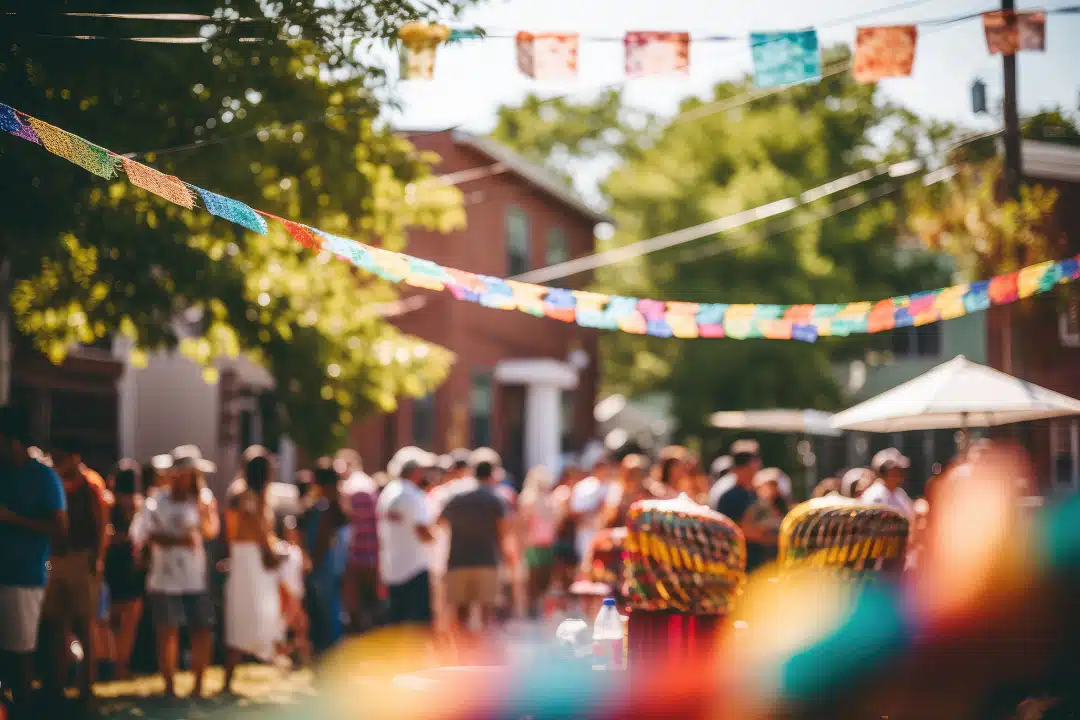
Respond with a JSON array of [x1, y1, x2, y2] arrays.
[[710, 409, 841, 437], [830, 355, 1080, 432]]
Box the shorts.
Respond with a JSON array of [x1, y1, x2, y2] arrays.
[[43, 551, 100, 621], [386, 571, 432, 626], [343, 565, 380, 614], [444, 566, 499, 608], [525, 546, 554, 569], [553, 540, 578, 566], [149, 592, 215, 630], [0, 586, 46, 653]]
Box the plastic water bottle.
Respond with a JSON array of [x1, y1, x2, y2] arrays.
[[592, 598, 625, 670]]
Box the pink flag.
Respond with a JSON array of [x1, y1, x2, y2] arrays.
[[983, 11, 1046, 55], [516, 32, 579, 81], [624, 31, 690, 78]]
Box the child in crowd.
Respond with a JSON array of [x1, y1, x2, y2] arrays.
[[278, 515, 312, 666]]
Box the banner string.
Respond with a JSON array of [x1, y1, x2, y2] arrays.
[[3, 102, 1078, 344]]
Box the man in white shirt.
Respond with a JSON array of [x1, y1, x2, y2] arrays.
[[706, 455, 735, 510], [860, 448, 915, 519], [569, 456, 618, 563], [376, 458, 434, 626]]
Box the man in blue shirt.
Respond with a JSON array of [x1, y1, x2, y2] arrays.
[[0, 407, 67, 717]]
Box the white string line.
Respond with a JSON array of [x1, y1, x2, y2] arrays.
[[674, 180, 908, 266], [671, 62, 852, 126], [509, 161, 920, 283], [509, 127, 1001, 284]]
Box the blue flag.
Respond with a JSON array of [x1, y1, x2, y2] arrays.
[[750, 30, 821, 88]]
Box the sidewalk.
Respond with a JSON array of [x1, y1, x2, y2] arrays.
[[92, 665, 316, 720]]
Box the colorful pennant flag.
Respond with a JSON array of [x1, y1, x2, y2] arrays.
[[401, 46, 438, 80], [260, 213, 323, 251], [0, 103, 41, 144], [515, 32, 580, 81], [193, 187, 268, 235], [750, 30, 821, 88], [398, 22, 451, 80], [852, 26, 918, 83], [26, 117, 118, 179], [6, 102, 1080, 345], [983, 11, 1046, 55], [120, 157, 196, 209], [624, 31, 690, 77]]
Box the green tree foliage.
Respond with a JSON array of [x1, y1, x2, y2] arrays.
[[492, 47, 950, 451], [906, 111, 1079, 278], [0, 0, 473, 454]]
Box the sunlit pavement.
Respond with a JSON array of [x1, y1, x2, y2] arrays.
[[91, 665, 316, 719], [88, 623, 560, 719]]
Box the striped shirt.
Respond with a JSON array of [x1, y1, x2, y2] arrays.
[[347, 485, 379, 569]]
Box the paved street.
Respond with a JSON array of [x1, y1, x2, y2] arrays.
[[92, 666, 316, 720]]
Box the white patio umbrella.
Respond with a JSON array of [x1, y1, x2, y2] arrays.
[[830, 355, 1080, 433]]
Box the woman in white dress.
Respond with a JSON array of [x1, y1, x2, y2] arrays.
[[223, 450, 283, 692]]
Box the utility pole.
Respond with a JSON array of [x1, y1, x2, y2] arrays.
[[1000, 0, 1024, 378], [1001, 0, 1023, 201]]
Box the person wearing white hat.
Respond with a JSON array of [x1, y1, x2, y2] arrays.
[[746, 468, 792, 568], [860, 448, 915, 519], [142, 445, 219, 698]]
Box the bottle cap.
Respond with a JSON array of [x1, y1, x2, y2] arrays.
[[602, 597, 616, 606]]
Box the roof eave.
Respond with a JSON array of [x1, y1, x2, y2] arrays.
[[451, 131, 612, 225]]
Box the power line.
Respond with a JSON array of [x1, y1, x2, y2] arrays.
[[674, 181, 907, 266], [671, 61, 852, 126], [509, 162, 917, 283], [115, 0, 990, 158], [509, 127, 1001, 284]]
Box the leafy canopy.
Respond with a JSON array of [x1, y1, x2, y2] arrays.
[[0, 0, 475, 454], [906, 111, 1080, 279]]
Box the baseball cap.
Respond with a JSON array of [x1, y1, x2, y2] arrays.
[[871, 448, 910, 475], [730, 439, 760, 456], [469, 446, 502, 469], [400, 454, 434, 479], [387, 446, 426, 478], [753, 467, 784, 488], [449, 448, 471, 470], [841, 467, 875, 498], [710, 455, 733, 477]]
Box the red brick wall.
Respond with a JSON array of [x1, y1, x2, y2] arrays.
[[986, 174, 1080, 487], [350, 132, 601, 471]]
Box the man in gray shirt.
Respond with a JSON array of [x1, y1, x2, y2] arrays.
[[439, 460, 507, 633]]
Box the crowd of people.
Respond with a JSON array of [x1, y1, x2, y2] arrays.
[[0, 398, 930, 719]]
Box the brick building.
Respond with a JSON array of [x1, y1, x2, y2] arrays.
[[349, 131, 608, 481], [986, 140, 1080, 493]]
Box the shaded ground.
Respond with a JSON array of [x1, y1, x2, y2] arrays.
[[92, 665, 316, 720]]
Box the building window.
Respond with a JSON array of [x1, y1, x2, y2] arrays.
[[1050, 419, 1079, 491], [560, 390, 575, 446], [885, 324, 942, 358], [1060, 297, 1079, 348], [546, 227, 569, 267], [470, 370, 493, 448], [506, 206, 530, 276], [412, 393, 436, 450]]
